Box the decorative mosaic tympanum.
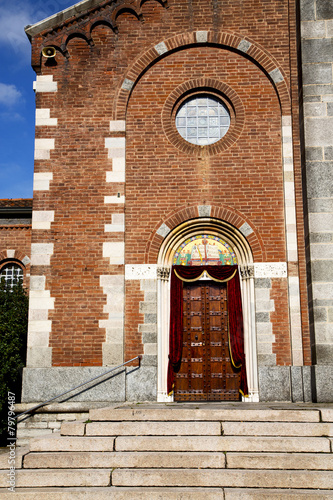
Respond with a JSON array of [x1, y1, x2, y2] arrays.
[[173, 235, 237, 266]]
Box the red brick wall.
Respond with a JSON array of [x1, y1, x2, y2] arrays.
[[271, 279, 292, 366], [125, 281, 144, 361]]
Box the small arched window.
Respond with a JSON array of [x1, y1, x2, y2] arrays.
[[0, 263, 24, 288]]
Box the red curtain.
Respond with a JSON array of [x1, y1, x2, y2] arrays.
[[167, 265, 248, 397]]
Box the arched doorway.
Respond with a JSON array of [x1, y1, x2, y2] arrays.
[[156, 217, 259, 402]]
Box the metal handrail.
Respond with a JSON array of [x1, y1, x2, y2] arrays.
[[15, 355, 142, 421]]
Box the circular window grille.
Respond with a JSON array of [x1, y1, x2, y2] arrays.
[[0, 263, 23, 288], [175, 94, 230, 146]]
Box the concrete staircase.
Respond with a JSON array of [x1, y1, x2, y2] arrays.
[[1, 403, 333, 498]]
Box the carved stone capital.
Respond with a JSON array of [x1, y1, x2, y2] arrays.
[[157, 267, 170, 281], [240, 265, 254, 280]]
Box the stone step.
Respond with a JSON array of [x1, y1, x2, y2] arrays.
[[0, 447, 29, 470], [226, 452, 333, 470], [61, 419, 333, 437], [0, 487, 223, 499], [115, 435, 331, 453], [84, 421, 221, 436], [321, 409, 333, 422], [24, 451, 226, 469], [0, 469, 110, 488], [9, 405, 333, 498], [89, 407, 321, 422], [222, 421, 333, 436], [112, 468, 333, 489], [60, 421, 85, 436], [1, 487, 333, 499], [30, 435, 115, 452], [1, 487, 332, 499], [224, 489, 333, 499], [23, 450, 333, 470]]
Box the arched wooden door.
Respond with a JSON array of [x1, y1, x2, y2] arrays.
[[174, 281, 241, 401]]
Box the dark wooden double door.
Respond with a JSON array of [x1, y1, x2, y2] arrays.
[[174, 281, 241, 401]]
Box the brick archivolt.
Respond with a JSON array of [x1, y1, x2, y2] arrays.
[[147, 204, 263, 266], [0, 250, 30, 267], [115, 30, 290, 119], [161, 78, 244, 156]]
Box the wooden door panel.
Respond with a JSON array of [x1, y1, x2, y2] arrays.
[[207, 283, 225, 399], [188, 284, 203, 398], [174, 281, 241, 401], [177, 284, 204, 398]]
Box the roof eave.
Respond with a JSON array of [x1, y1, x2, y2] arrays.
[[0, 208, 32, 216], [24, 0, 103, 39]]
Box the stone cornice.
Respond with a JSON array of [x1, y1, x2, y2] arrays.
[[25, 0, 114, 39], [25, 0, 168, 70], [25, 0, 168, 40]]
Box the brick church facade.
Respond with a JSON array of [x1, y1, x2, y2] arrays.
[[1, 0, 332, 402]]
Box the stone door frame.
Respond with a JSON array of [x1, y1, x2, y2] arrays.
[[156, 217, 259, 402]]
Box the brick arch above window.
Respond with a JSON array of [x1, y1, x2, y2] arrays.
[[0, 250, 30, 268], [144, 204, 265, 264], [116, 30, 290, 120], [161, 78, 244, 156]]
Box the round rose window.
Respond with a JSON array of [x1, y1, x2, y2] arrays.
[[175, 94, 230, 146]]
